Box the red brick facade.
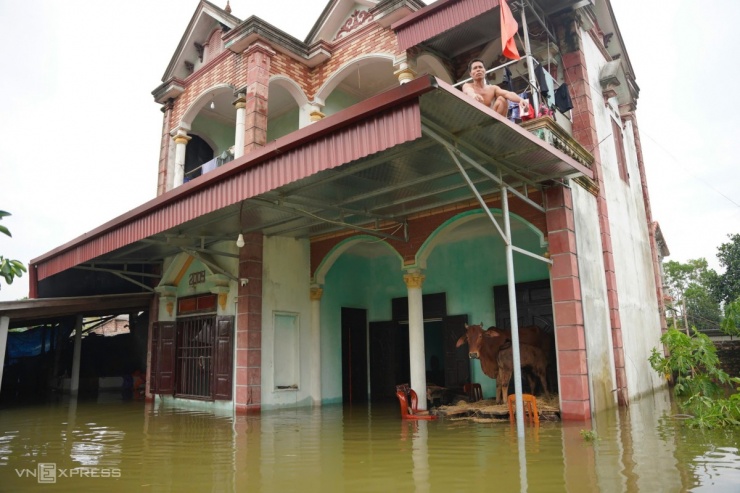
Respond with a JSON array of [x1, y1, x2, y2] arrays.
[[310, 191, 547, 275]]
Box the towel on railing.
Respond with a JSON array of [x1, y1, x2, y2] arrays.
[[202, 157, 218, 174]]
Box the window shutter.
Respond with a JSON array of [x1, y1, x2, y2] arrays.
[[213, 315, 234, 400], [156, 321, 177, 395]]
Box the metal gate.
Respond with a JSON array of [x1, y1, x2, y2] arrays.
[[175, 315, 214, 399]]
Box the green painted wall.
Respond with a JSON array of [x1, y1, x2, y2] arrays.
[[267, 107, 299, 142], [319, 213, 549, 403], [324, 90, 361, 118], [191, 114, 234, 156]]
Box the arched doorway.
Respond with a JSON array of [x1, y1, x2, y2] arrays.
[[184, 135, 214, 182]]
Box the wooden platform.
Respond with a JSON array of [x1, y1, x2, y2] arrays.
[[431, 395, 561, 423]]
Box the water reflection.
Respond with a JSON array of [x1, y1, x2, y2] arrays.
[[0, 388, 738, 492]]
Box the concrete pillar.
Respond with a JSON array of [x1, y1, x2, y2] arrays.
[[404, 269, 427, 411], [310, 284, 323, 404], [235, 232, 264, 414], [243, 42, 275, 155], [172, 128, 191, 187], [70, 315, 83, 395], [546, 186, 591, 421], [157, 99, 174, 196], [0, 316, 9, 394], [233, 93, 246, 159]]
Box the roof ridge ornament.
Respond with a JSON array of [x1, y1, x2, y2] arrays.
[[224, 0, 231, 14]]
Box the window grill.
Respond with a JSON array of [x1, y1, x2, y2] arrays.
[[176, 316, 214, 399]]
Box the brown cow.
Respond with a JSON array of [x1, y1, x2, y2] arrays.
[[455, 323, 545, 402], [497, 344, 549, 404]]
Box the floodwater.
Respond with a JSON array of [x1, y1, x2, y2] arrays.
[[0, 389, 738, 492]]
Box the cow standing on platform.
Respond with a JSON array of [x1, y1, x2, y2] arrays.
[[455, 323, 547, 403], [497, 344, 549, 404]]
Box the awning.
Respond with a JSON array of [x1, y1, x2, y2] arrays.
[[0, 293, 153, 329], [29, 75, 591, 296]]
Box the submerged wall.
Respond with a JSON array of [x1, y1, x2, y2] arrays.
[[261, 236, 313, 410], [581, 30, 664, 402]]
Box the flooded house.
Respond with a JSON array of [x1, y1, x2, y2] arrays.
[[1, 0, 668, 421]]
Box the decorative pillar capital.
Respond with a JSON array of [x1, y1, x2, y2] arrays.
[[403, 271, 425, 289], [309, 110, 326, 122], [310, 286, 324, 300], [233, 94, 246, 110], [394, 66, 417, 85], [171, 127, 191, 145]]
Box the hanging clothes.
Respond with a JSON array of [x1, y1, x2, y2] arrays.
[[534, 63, 549, 99], [555, 84, 573, 113], [504, 67, 514, 92]]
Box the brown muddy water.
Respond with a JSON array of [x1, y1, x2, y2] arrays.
[[0, 388, 738, 492]]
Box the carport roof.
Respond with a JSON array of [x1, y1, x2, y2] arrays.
[[30, 75, 591, 294], [0, 293, 153, 329]]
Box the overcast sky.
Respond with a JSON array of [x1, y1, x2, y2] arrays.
[[0, 0, 738, 302]]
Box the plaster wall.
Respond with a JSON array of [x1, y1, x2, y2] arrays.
[[261, 236, 313, 409], [571, 184, 616, 413], [582, 33, 663, 399]]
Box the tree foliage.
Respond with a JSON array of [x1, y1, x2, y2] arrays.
[[0, 210, 27, 289], [649, 328, 740, 428], [713, 233, 740, 304], [721, 298, 740, 337], [662, 258, 721, 333]]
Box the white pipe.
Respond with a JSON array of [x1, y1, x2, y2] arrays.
[[521, 2, 540, 111], [503, 183, 526, 437]]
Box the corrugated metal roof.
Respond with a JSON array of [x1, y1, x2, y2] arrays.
[[393, 0, 500, 51], [0, 293, 153, 328], [31, 75, 591, 290]]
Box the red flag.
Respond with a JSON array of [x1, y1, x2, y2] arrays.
[[500, 0, 520, 60]]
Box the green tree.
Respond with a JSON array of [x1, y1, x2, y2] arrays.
[[713, 233, 740, 305], [721, 298, 740, 337], [649, 328, 740, 428], [0, 210, 27, 289], [662, 258, 721, 333]]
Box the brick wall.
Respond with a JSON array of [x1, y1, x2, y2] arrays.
[[310, 191, 546, 275], [716, 340, 740, 378]]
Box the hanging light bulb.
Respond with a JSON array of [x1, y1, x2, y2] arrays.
[[236, 233, 245, 248], [210, 100, 215, 110]]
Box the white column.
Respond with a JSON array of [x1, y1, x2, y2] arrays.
[[233, 93, 246, 159], [70, 315, 83, 395], [404, 269, 427, 410], [310, 284, 323, 405], [0, 316, 9, 394], [172, 129, 191, 187]]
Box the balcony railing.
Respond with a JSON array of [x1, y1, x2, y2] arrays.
[[184, 148, 235, 183]]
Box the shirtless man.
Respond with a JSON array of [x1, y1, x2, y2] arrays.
[[462, 58, 529, 117]]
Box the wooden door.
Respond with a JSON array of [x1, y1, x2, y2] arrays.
[[341, 308, 368, 404], [369, 321, 409, 402]]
